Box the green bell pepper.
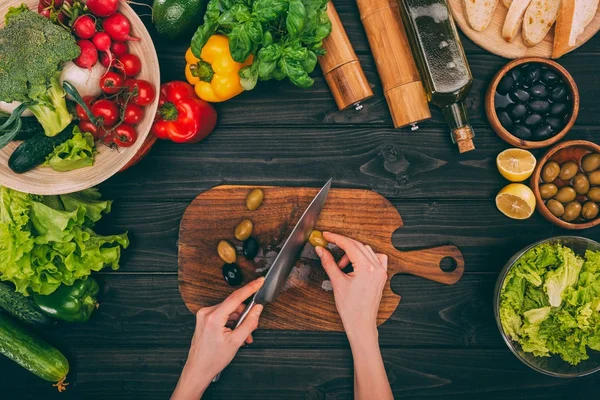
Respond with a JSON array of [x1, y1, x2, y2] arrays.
[[33, 278, 99, 323]]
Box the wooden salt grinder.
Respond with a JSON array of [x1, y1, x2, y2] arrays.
[[356, 0, 431, 128], [319, 2, 373, 111]]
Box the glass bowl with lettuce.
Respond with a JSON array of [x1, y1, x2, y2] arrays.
[[494, 236, 600, 377]]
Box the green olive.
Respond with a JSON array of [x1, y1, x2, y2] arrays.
[[546, 199, 565, 218], [588, 187, 600, 202], [589, 170, 600, 186], [582, 201, 599, 220], [581, 153, 600, 172], [308, 230, 328, 248], [554, 186, 577, 204], [572, 174, 590, 195], [562, 201, 582, 222], [559, 161, 579, 181], [218, 240, 237, 264], [539, 183, 558, 199], [246, 189, 264, 211], [541, 161, 560, 183], [234, 219, 253, 241]]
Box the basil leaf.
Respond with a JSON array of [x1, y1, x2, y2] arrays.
[[262, 30, 273, 46], [280, 56, 314, 88], [301, 50, 317, 73], [313, 9, 332, 41], [257, 44, 281, 79], [272, 66, 286, 81], [231, 4, 252, 22], [240, 63, 259, 90], [217, 11, 236, 28], [246, 19, 264, 44], [205, 0, 223, 21], [229, 24, 253, 62], [253, 0, 288, 23], [191, 21, 218, 58], [286, 0, 306, 39]]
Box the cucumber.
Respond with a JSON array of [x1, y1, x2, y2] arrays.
[[0, 115, 45, 141], [8, 124, 74, 174], [0, 314, 69, 384], [0, 283, 55, 327]]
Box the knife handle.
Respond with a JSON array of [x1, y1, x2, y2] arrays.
[[211, 298, 257, 383]]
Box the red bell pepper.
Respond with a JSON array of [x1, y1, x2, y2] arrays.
[[151, 81, 217, 143]]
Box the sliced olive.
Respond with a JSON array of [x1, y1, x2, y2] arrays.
[[508, 103, 528, 120], [541, 161, 560, 183], [550, 102, 568, 116], [242, 237, 260, 259], [530, 83, 548, 99], [555, 186, 577, 203], [524, 114, 543, 127], [222, 263, 243, 286], [589, 170, 600, 186], [562, 201, 582, 222], [582, 153, 600, 173], [546, 199, 565, 217], [582, 201, 599, 220], [544, 116, 563, 133], [532, 124, 554, 141], [497, 110, 513, 130], [234, 219, 253, 241], [528, 100, 550, 114], [512, 125, 532, 140], [309, 230, 329, 248], [550, 85, 568, 102], [246, 188, 264, 211], [539, 183, 558, 199], [559, 161, 579, 181], [509, 88, 531, 103], [588, 187, 600, 202], [540, 69, 560, 86], [218, 240, 237, 264], [572, 174, 590, 195], [497, 75, 514, 95]]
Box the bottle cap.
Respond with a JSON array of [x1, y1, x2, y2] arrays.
[[452, 126, 475, 153]]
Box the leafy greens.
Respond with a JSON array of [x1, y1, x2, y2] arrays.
[[44, 126, 96, 172], [191, 0, 332, 89], [0, 187, 128, 296], [499, 243, 600, 365]]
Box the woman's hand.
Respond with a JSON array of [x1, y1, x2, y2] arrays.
[[171, 278, 265, 400], [315, 232, 388, 339]]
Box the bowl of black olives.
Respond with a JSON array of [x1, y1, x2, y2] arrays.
[[486, 58, 579, 149], [531, 140, 600, 229]]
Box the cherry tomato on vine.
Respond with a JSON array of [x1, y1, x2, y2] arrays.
[[100, 71, 125, 95], [76, 96, 96, 122], [118, 53, 142, 77], [113, 124, 138, 147], [78, 120, 99, 139], [91, 99, 120, 127], [125, 79, 156, 106], [123, 103, 144, 125]]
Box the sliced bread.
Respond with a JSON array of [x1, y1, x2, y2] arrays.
[[503, 0, 514, 7], [522, 0, 562, 46], [463, 0, 501, 31], [502, 0, 533, 41], [552, 0, 599, 58]]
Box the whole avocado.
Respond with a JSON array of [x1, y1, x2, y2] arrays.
[[153, 0, 207, 40]]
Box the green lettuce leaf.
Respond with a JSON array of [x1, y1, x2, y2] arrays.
[[543, 246, 584, 307], [45, 127, 96, 172]]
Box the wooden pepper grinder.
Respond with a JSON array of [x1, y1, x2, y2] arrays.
[[319, 2, 373, 111], [356, 0, 431, 129]]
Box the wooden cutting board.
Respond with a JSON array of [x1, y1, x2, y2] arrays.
[[178, 185, 465, 331], [448, 0, 600, 59]]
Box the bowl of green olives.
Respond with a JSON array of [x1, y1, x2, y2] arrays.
[[531, 140, 600, 229], [486, 58, 579, 149]]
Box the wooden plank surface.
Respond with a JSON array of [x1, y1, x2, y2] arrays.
[[1, 0, 600, 398]]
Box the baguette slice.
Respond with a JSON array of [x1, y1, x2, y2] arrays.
[[522, 0, 562, 46], [463, 0, 500, 31], [503, 0, 533, 41], [552, 0, 600, 58], [503, 0, 514, 7]]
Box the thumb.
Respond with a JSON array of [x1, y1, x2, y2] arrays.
[[230, 304, 263, 346], [316, 246, 344, 282]]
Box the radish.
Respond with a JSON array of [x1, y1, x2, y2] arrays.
[[102, 13, 139, 42], [74, 39, 99, 69], [99, 52, 116, 68], [86, 0, 119, 18], [92, 32, 114, 73], [72, 15, 96, 40], [111, 41, 128, 57]]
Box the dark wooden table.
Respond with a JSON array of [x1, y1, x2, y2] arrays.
[[3, 2, 600, 398]]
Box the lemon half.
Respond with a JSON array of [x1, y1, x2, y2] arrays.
[[497, 148, 537, 182], [496, 183, 536, 220]]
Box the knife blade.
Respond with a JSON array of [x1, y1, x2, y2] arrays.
[[212, 179, 332, 382]]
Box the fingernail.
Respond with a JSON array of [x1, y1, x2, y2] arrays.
[[315, 247, 323, 256], [254, 305, 264, 315], [256, 277, 265, 283]]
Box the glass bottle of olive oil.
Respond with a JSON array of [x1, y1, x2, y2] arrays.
[[398, 0, 475, 153]]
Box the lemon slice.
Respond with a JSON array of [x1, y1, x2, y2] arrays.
[[496, 183, 536, 220], [497, 148, 537, 182]]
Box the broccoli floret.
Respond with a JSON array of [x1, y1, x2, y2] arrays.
[[0, 6, 80, 137]]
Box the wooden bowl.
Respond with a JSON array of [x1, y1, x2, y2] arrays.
[[530, 140, 600, 230], [485, 57, 579, 149], [0, 0, 160, 195]]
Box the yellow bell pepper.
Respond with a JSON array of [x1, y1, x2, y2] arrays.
[[185, 35, 254, 103]]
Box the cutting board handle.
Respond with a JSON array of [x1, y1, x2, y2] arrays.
[[388, 244, 464, 285]]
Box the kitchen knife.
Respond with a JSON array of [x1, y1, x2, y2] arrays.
[[212, 178, 332, 382]]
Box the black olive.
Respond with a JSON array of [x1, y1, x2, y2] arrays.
[[512, 125, 532, 140], [540, 69, 560, 86], [550, 85, 568, 101], [545, 116, 564, 132], [550, 102, 568, 116], [532, 124, 554, 141], [497, 75, 514, 95], [528, 100, 550, 114], [509, 68, 522, 85], [508, 103, 528, 120], [222, 263, 243, 286], [524, 113, 543, 127], [509, 88, 531, 103], [242, 237, 260, 259], [523, 65, 541, 84], [530, 83, 548, 99], [497, 109, 513, 130]]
